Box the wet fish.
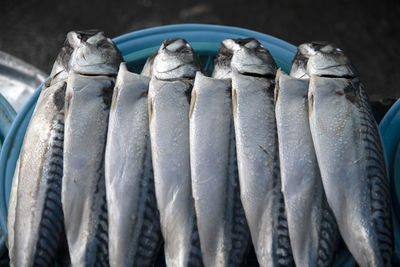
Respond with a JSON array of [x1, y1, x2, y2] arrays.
[[190, 71, 250, 267], [62, 31, 122, 266], [105, 63, 162, 267], [223, 38, 294, 267], [307, 43, 393, 266], [289, 42, 327, 79], [275, 70, 339, 266], [148, 38, 203, 267], [6, 31, 81, 266]]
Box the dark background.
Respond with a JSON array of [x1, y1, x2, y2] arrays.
[[1, 0, 399, 102]]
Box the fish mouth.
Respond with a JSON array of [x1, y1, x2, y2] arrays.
[[162, 38, 192, 54]]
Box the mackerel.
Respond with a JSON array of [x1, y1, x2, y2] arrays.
[[222, 38, 294, 267], [62, 31, 122, 266], [308, 76, 393, 267], [190, 71, 250, 267], [148, 38, 203, 267], [6, 31, 82, 266], [307, 43, 393, 266], [275, 70, 339, 266], [105, 63, 162, 266]]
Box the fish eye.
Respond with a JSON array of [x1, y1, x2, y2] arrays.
[[98, 41, 112, 49]]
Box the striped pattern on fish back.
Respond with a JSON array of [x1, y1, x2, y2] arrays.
[[355, 81, 393, 265], [269, 85, 294, 267], [317, 194, 339, 267], [88, 147, 109, 266], [33, 111, 66, 266], [188, 213, 203, 267], [273, 162, 295, 267], [134, 138, 162, 266], [227, 121, 250, 266]]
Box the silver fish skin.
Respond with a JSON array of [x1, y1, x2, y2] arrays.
[[275, 70, 339, 267], [226, 38, 293, 267], [148, 38, 203, 267], [190, 72, 250, 267], [7, 81, 67, 267], [63, 73, 115, 267], [231, 71, 293, 267], [308, 75, 393, 267], [62, 32, 121, 266], [7, 32, 79, 266], [105, 63, 162, 267]]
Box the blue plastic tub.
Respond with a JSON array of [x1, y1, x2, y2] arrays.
[[0, 24, 397, 265], [0, 93, 16, 255], [379, 99, 400, 260]]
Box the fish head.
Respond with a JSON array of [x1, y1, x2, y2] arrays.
[[152, 38, 201, 80], [227, 38, 277, 77], [69, 30, 122, 76], [212, 41, 233, 79], [48, 35, 78, 84], [306, 43, 357, 78], [289, 42, 329, 79]]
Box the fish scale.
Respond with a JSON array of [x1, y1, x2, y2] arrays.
[[147, 38, 203, 267], [308, 75, 393, 267], [6, 30, 85, 266], [148, 77, 203, 267], [105, 64, 162, 267], [275, 71, 339, 267], [63, 74, 115, 266], [7, 79, 69, 267], [189, 72, 250, 267], [61, 31, 122, 267], [214, 38, 294, 267], [231, 71, 293, 267]]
